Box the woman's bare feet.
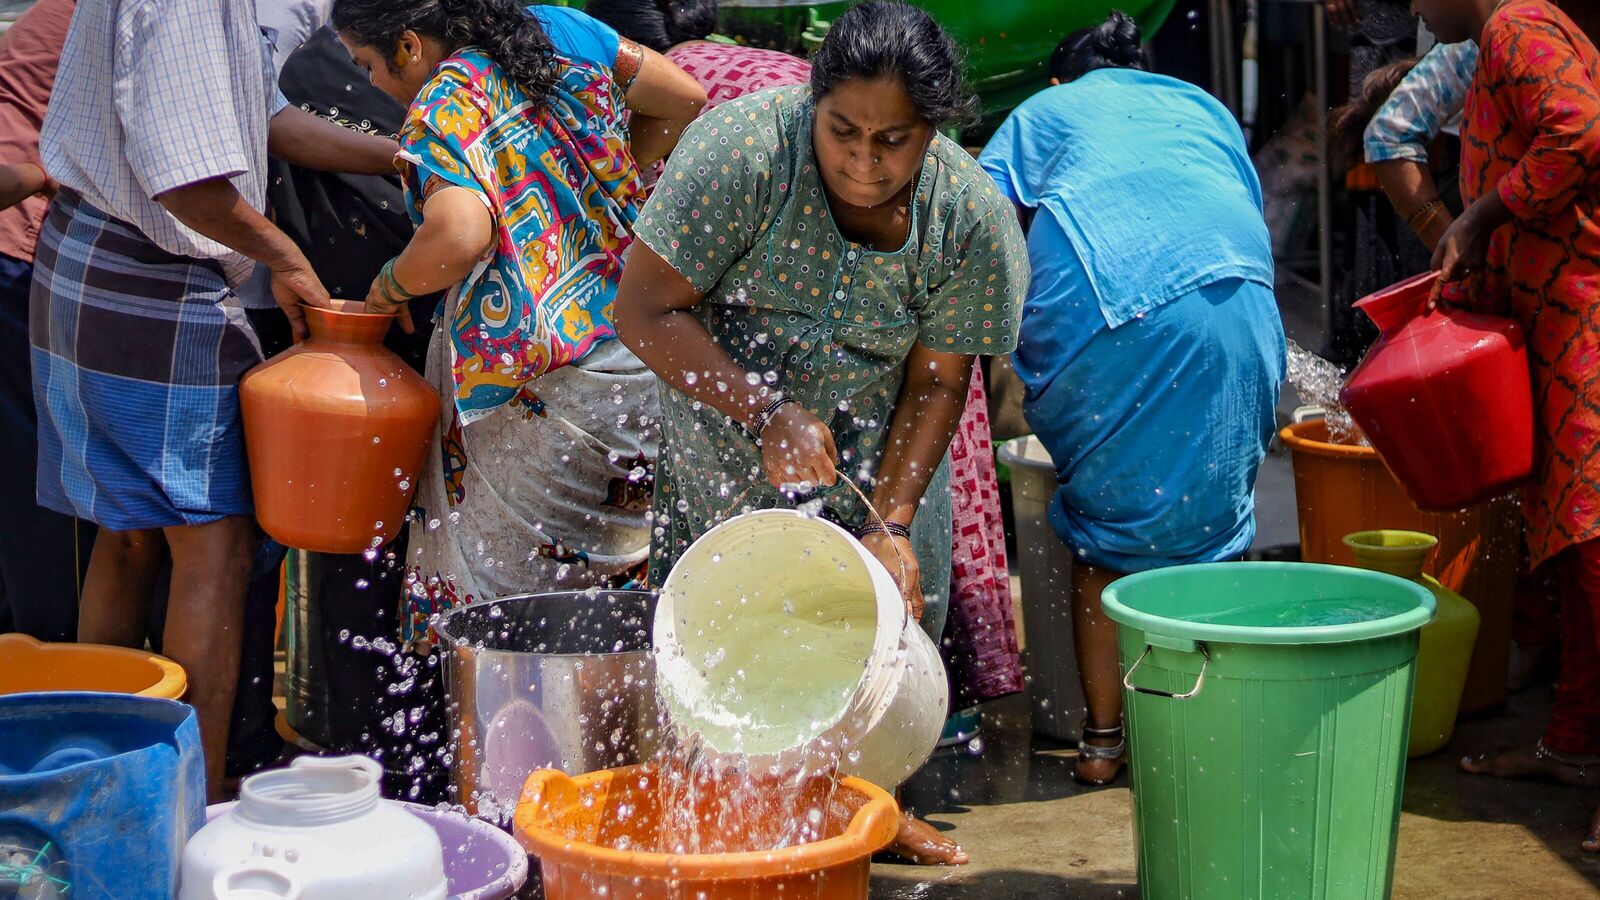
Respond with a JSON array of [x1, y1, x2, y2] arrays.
[[887, 812, 969, 866], [1459, 742, 1600, 788]]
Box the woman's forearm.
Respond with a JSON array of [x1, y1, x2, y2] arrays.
[[625, 306, 772, 428], [269, 106, 400, 177], [870, 348, 975, 527], [624, 47, 707, 167], [616, 244, 772, 429], [630, 114, 694, 169], [1375, 159, 1454, 250], [389, 187, 495, 296]]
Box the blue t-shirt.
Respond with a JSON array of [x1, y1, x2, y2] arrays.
[[527, 4, 619, 68], [978, 68, 1273, 337]]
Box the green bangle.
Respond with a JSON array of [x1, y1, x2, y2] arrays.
[[381, 259, 418, 301]]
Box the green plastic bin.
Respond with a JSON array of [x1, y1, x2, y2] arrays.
[[1102, 562, 1436, 900]]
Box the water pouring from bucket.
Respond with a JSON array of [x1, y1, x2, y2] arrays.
[[654, 508, 948, 792]]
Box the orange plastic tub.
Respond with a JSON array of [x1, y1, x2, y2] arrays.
[[0, 633, 187, 699], [516, 765, 899, 900], [1279, 420, 1520, 712]]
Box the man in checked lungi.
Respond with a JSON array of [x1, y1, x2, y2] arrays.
[[30, 0, 400, 800]]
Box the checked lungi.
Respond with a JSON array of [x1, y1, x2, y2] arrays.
[[29, 190, 263, 530]]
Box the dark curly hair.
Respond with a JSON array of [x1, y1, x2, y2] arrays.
[[331, 0, 559, 105], [586, 0, 719, 52], [1050, 11, 1149, 83], [810, 1, 977, 130]]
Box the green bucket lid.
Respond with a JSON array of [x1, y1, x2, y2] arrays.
[[1102, 562, 1435, 648]]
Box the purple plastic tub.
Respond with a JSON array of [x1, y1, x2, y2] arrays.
[[205, 801, 529, 899]]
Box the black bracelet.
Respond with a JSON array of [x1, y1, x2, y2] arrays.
[[749, 395, 797, 444], [855, 520, 911, 540]]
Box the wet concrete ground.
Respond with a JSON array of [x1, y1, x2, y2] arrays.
[[873, 691, 1600, 898]]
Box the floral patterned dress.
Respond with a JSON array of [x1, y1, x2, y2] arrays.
[[397, 47, 658, 642], [634, 86, 1030, 587], [1460, 0, 1600, 569]]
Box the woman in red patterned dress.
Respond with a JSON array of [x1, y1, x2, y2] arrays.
[[1416, 0, 1600, 849]]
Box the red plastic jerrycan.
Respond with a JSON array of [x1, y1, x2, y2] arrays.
[[1339, 272, 1534, 512]]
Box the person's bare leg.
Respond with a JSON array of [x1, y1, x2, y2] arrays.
[[1072, 561, 1127, 784], [833, 790, 969, 866], [889, 810, 969, 866], [163, 516, 254, 802], [76, 528, 165, 647]]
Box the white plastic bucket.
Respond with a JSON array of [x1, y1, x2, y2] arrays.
[[655, 509, 948, 788]]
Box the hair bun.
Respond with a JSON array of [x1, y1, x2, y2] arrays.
[[1094, 10, 1144, 65]]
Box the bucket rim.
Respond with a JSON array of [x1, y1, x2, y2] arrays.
[[431, 589, 658, 659], [0, 633, 188, 699], [1101, 562, 1436, 646], [1277, 420, 1378, 460], [994, 435, 1053, 468], [514, 765, 899, 879]]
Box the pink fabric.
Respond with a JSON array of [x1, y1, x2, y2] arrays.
[[643, 42, 811, 191], [0, 0, 73, 263], [664, 41, 813, 111], [946, 367, 1024, 702]]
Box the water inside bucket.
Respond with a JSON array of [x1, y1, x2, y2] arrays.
[[1183, 595, 1423, 628], [658, 588, 876, 758]]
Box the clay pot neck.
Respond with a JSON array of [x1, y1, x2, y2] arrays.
[[1343, 530, 1438, 581], [304, 301, 395, 346]]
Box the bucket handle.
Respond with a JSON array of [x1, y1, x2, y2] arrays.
[[1123, 643, 1210, 700]]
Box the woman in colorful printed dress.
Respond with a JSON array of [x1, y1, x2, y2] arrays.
[[1408, 0, 1600, 851], [330, 0, 705, 640], [614, 1, 1029, 864]]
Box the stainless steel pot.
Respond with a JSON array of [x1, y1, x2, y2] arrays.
[[431, 590, 660, 822]]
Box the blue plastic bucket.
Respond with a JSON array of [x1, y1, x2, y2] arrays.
[[0, 692, 204, 899]]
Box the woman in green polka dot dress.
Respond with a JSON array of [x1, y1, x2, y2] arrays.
[[616, 1, 1028, 865]]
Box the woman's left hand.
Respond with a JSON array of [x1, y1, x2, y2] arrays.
[[1432, 193, 1512, 283], [860, 531, 923, 621], [364, 273, 415, 333]]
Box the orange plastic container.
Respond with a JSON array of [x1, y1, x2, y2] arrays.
[[1279, 420, 1519, 713], [515, 765, 899, 900], [0, 632, 187, 698]]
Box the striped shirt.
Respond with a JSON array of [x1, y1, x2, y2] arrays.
[[1364, 41, 1479, 165], [39, 0, 288, 285]]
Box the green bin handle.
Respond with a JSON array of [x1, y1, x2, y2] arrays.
[[1123, 642, 1210, 700]]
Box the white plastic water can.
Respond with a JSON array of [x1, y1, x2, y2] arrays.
[[179, 755, 448, 900], [655, 508, 949, 788]]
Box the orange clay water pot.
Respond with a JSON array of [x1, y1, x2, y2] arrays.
[[515, 765, 899, 900], [0, 632, 187, 698], [240, 301, 439, 554], [1279, 420, 1519, 713]]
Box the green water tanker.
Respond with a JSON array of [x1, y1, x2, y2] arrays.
[[716, 0, 1179, 124]]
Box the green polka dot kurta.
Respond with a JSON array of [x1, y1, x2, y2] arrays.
[[636, 86, 1030, 582]]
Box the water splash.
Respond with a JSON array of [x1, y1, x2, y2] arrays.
[[1285, 339, 1363, 445]]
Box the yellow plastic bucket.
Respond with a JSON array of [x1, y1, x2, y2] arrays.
[[0, 632, 187, 699], [1344, 531, 1481, 757]]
